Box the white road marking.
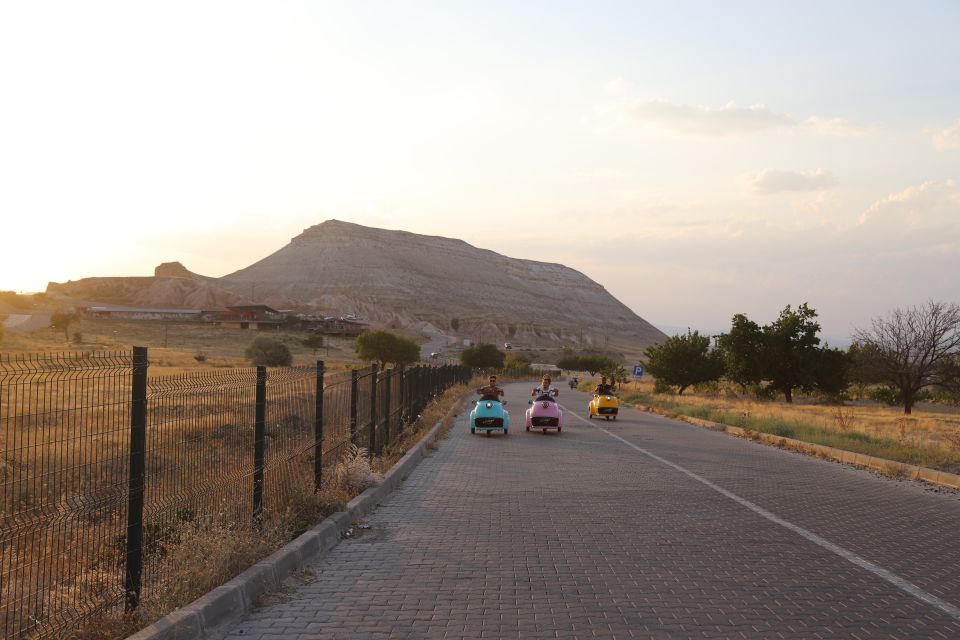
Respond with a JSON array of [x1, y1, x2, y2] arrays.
[[563, 405, 960, 622]]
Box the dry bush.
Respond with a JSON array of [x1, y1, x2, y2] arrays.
[[895, 417, 918, 443], [73, 518, 289, 639], [943, 428, 960, 452], [140, 520, 288, 621], [332, 444, 383, 494], [373, 383, 468, 472], [882, 461, 912, 480], [834, 406, 854, 432]]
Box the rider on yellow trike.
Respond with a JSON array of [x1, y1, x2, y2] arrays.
[[587, 376, 619, 420]]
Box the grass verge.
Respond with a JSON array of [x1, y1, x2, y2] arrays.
[[620, 390, 960, 471]]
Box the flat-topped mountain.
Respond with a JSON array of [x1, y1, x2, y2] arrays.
[[47, 220, 666, 353]]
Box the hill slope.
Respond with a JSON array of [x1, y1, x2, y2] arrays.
[[47, 221, 666, 353]]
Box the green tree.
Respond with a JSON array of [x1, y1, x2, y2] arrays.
[[502, 352, 533, 376], [810, 346, 851, 400], [301, 333, 325, 351], [761, 303, 823, 403], [555, 355, 582, 371], [847, 341, 884, 399], [355, 330, 421, 369], [390, 335, 421, 368], [719, 304, 844, 403], [717, 314, 764, 388], [460, 343, 505, 369], [556, 354, 618, 376], [245, 336, 292, 366], [610, 365, 629, 389], [644, 330, 724, 395], [50, 309, 78, 341]]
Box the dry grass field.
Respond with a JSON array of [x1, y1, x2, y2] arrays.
[[0, 317, 462, 638], [1, 317, 366, 372], [581, 377, 960, 472]]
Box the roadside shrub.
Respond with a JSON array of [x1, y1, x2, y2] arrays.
[[244, 336, 293, 366], [301, 334, 324, 350], [653, 379, 674, 394], [502, 352, 533, 377], [867, 386, 933, 407], [193, 351, 207, 363], [72, 331, 83, 344], [332, 444, 382, 494]]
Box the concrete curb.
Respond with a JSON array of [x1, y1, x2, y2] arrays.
[[126, 395, 464, 640], [634, 405, 960, 490]]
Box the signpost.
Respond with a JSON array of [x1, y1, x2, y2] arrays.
[[632, 364, 644, 389]]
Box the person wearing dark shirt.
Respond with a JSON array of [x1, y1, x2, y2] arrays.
[[476, 375, 504, 401], [594, 376, 615, 395]]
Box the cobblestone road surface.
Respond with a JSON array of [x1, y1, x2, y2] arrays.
[[217, 382, 960, 639]]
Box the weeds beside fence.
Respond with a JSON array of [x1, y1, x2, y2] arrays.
[[0, 348, 470, 639]]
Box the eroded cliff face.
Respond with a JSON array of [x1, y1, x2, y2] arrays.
[[46, 220, 666, 351]]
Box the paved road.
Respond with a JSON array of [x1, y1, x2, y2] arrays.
[[419, 331, 453, 361], [217, 382, 960, 639]]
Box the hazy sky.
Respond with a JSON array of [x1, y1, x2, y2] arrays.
[[2, 1, 958, 340]]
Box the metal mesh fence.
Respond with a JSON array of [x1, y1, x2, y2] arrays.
[[0, 352, 132, 639], [0, 349, 470, 639]]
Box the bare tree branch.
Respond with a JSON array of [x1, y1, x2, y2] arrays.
[[853, 300, 960, 414]]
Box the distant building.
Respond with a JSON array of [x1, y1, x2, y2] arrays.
[[302, 316, 369, 336], [221, 304, 285, 330], [86, 305, 202, 321]]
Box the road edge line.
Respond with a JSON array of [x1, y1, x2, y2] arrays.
[[566, 408, 960, 623]]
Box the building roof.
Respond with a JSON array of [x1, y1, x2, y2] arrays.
[[225, 304, 281, 313], [87, 305, 201, 314]]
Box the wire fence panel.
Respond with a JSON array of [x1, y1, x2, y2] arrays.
[[353, 369, 374, 452], [0, 349, 471, 639], [141, 367, 259, 600], [0, 352, 133, 640], [263, 366, 316, 518], [322, 371, 354, 469]]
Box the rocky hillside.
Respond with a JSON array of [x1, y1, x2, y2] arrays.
[[46, 220, 666, 353]]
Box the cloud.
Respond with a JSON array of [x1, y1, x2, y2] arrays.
[[857, 179, 960, 226], [746, 168, 838, 194], [630, 100, 793, 136], [933, 120, 960, 149], [605, 84, 869, 139], [803, 116, 871, 137]]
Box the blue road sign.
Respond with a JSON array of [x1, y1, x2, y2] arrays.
[[633, 364, 644, 378]]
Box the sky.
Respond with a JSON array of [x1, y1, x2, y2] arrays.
[[1, 1, 958, 341]]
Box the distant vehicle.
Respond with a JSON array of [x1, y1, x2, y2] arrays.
[[504, 342, 513, 350], [430, 352, 439, 358]]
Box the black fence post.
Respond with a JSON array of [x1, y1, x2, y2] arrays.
[[398, 364, 407, 426], [369, 364, 378, 459], [350, 368, 359, 446], [314, 360, 325, 491], [413, 365, 421, 417], [124, 346, 149, 612], [253, 366, 267, 523], [384, 367, 392, 448]]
